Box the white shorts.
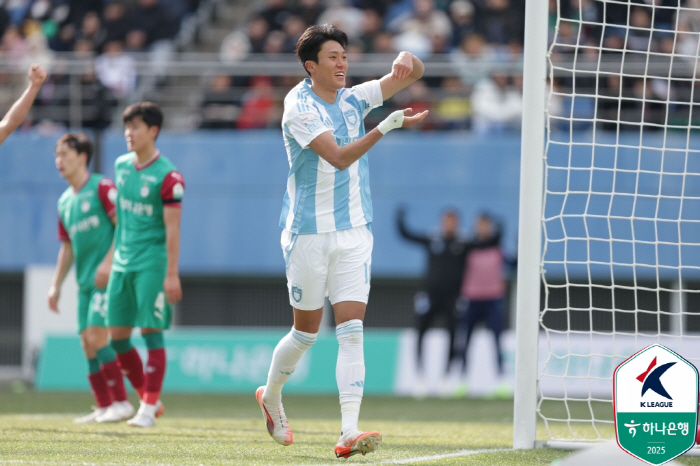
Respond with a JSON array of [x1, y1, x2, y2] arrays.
[[281, 225, 373, 310]]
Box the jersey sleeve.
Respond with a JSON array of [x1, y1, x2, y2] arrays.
[[161, 170, 185, 206], [97, 178, 117, 217], [57, 217, 70, 242], [284, 103, 332, 149], [349, 80, 383, 118]]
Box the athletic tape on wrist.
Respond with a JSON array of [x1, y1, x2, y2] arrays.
[[377, 110, 405, 135]]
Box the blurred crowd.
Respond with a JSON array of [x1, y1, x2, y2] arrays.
[[1, 0, 699, 132], [203, 0, 700, 133], [0, 0, 198, 128], [206, 0, 528, 132]]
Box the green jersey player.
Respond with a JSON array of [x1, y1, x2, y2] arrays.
[[48, 133, 132, 423], [103, 102, 185, 427]]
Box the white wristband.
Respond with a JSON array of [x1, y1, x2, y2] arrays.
[[377, 110, 405, 135]]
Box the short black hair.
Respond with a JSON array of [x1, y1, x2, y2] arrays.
[[296, 24, 348, 77], [56, 133, 94, 166], [122, 101, 163, 137]]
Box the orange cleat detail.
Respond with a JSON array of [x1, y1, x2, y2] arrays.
[[334, 431, 382, 458]]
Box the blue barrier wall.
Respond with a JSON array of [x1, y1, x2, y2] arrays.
[[1, 129, 521, 277], [3, 129, 698, 279]]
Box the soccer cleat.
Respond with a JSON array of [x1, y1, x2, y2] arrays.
[[154, 399, 165, 418], [334, 431, 382, 458], [127, 402, 157, 427], [94, 400, 135, 423], [255, 386, 293, 446], [73, 407, 108, 424]]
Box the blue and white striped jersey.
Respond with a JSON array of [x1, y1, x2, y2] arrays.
[[279, 78, 383, 234]]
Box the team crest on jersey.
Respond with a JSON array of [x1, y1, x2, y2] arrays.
[[344, 109, 358, 126], [81, 200, 90, 213], [291, 283, 302, 303], [140, 184, 150, 198]]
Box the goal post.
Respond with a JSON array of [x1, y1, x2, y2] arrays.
[[514, 0, 700, 450], [513, 0, 548, 451]]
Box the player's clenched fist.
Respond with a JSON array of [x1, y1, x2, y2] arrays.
[[28, 64, 47, 87], [391, 52, 414, 81]]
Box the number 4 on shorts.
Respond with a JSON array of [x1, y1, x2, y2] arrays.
[[154, 292, 165, 320]]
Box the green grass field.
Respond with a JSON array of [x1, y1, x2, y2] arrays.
[[1, 388, 700, 465]]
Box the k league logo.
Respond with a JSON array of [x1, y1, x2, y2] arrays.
[[614, 344, 698, 465], [638, 357, 675, 402]]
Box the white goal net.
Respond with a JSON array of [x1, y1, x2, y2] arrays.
[[536, 0, 700, 444]]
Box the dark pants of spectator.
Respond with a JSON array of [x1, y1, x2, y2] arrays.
[[415, 290, 459, 376], [457, 298, 505, 376]]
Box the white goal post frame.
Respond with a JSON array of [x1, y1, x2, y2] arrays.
[[512, 0, 549, 450], [512, 0, 700, 452]]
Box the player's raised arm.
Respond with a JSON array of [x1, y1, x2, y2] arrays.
[[379, 52, 425, 101], [309, 107, 428, 171], [0, 64, 47, 145]]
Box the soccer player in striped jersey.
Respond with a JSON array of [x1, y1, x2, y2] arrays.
[[103, 102, 184, 427], [255, 24, 428, 458], [0, 64, 46, 145], [48, 133, 133, 423]]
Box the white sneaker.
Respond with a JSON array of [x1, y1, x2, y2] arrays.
[[127, 402, 157, 427], [95, 401, 135, 423], [73, 407, 108, 424], [255, 386, 293, 445]]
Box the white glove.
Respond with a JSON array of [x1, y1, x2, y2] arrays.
[[377, 110, 405, 135]]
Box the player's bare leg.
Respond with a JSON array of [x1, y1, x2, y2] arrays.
[[257, 307, 321, 445], [332, 301, 382, 458]]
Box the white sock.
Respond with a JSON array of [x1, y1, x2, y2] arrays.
[[264, 327, 317, 405], [139, 402, 158, 418], [336, 319, 364, 436]]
